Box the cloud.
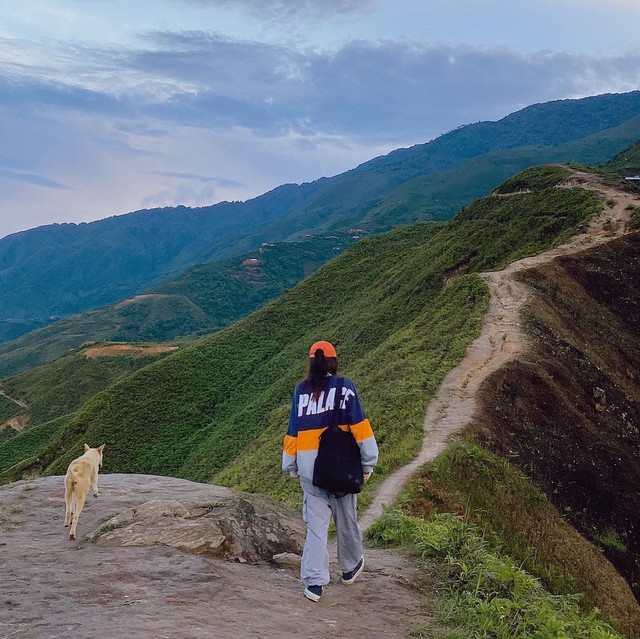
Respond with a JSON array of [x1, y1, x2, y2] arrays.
[[177, 0, 376, 20], [3, 31, 639, 146], [0, 167, 69, 189], [122, 34, 640, 141], [142, 170, 246, 207], [150, 171, 245, 187]]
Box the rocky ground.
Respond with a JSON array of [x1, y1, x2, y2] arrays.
[[1, 474, 430, 639]]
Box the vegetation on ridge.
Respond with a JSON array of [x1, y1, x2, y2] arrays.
[[368, 509, 623, 638], [603, 140, 640, 176], [4, 171, 601, 505]]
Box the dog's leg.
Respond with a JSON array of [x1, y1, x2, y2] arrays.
[[91, 467, 99, 497], [69, 492, 86, 541], [64, 484, 73, 527]]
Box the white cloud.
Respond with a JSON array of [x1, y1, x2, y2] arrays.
[[0, 22, 639, 237], [178, 0, 376, 20], [6, 32, 637, 141]]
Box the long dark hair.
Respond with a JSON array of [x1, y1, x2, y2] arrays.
[[305, 349, 338, 400]]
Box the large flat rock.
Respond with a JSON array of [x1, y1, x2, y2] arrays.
[[0, 474, 429, 639]]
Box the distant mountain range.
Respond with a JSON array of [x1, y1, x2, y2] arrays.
[[1, 90, 640, 340], [0, 233, 356, 377]]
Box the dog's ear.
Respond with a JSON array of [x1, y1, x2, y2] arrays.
[[83, 443, 90, 452], [97, 444, 106, 454]]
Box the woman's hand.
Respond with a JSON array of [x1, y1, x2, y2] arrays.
[[363, 472, 372, 483]]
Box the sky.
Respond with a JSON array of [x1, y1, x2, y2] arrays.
[[0, 0, 639, 239]]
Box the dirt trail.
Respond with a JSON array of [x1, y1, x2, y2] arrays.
[[0, 389, 29, 411], [360, 173, 640, 529], [0, 388, 29, 432]]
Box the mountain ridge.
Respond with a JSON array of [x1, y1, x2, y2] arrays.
[[2, 91, 639, 337]]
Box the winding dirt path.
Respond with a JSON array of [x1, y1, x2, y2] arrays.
[[0, 389, 28, 411], [360, 173, 640, 529], [0, 388, 29, 432]]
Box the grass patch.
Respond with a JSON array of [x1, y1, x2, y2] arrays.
[[0, 393, 23, 424], [90, 521, 126, 542], [403, 436, 640, 635], [494, 165, 573, 194], [594, 530, 627, 554], [368, 510, 623, 639], [628, 207, 640, 230], [0, 416, 72, 476]]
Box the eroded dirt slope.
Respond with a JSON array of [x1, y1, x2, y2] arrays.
[[473, 232, 640, 597]]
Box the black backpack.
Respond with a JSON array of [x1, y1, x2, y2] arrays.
[[312, 378, 364, 498]]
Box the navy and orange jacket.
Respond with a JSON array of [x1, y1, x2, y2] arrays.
[[282, 375, 378, 496]]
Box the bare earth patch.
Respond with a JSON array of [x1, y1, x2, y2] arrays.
[[0, 413, 29, 433], [115, 294, 169, 308], [83, 344, 179, 359]]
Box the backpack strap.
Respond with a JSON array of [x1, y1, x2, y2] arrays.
[[331, 377, 344, 432]]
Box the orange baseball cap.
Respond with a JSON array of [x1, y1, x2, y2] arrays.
[[309, 340, 337, 358]]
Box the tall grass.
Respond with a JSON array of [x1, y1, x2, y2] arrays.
[[368, 510, 622, 639], [400, 436, 639, 636]]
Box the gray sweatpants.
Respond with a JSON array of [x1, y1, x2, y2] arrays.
[[300, 489, 363, 587]]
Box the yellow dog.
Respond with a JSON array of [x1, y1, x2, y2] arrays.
[[64, 443, 105, 540]]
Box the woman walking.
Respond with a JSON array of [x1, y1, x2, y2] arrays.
[[282, 340, 378, 602]]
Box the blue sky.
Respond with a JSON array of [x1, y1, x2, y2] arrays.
[[1, 0, 639, 238]]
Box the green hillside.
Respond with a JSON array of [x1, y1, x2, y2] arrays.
[[363, 115, 640, 226], [0, 320, 45, 344], [3, 167, 603, 501], [0, 91, 638, 341], [0, 234, 355, 378], [152, 233, 356, 330], [0, 345, 175, 477], [603, 140, 640, 176], [0, 392, 22, 424]]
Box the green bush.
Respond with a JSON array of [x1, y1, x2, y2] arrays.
[[628, 207, 640, 230]]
